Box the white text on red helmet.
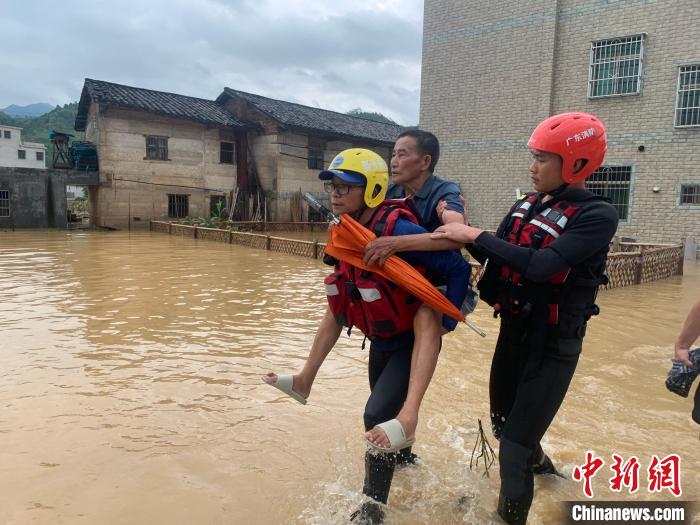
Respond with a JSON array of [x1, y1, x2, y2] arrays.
[[566, 127, 596, 146]]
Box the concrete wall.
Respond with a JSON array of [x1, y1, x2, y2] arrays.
[[551, 0, 700, 244], [421, 0, 700, 247], [421, 0, 559, 226], [249, 130, 392, 221], [0, 125, 46, 169], [0, 167, 98, 228], [87, 104, 238, 229]]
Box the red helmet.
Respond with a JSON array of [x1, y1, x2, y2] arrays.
[[527, 112, 607, 184]]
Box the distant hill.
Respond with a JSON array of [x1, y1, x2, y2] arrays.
[[1, 103, 55, 118], [346, 108, 398, 125], [0, 102, 83, 150]]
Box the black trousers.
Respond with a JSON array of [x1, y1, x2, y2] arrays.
[[361, 337, 413, 504], [490, 313, 582, 501]]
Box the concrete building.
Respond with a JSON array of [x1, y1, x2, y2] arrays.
[[75, 80, 246, 229], [0, 125, 46, 169], [421, 0, 700, 247], [75, 79, 402, 229], [0, 167, 97, 229]]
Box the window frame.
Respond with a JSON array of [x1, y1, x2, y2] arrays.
[[588, 34, 646, 98], [0, 189, 10, 218], [36, 151, 44, 162], [17, 149, 26, 160], [145, 135, 169, 161], [674, 64, 700, 128], [3, 130, 10, 139], [585, 164, 634, 223], [210, 195, 227, 216], [677, 182, 700, 208], [308, 148, 325, 170], [219, 141, 234, 164], [168, 194, 189, 218]]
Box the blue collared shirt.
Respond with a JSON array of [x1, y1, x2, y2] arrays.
[[386, 175, 463, 232]]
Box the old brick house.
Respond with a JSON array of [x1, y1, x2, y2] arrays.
[[421, 0, 699, 248], [75, 79, 403, 229]]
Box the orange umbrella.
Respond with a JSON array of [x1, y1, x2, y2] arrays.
[[302, 192, 484, 336], [326, 212, 465, 323]]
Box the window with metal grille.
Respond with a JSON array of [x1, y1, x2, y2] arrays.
[[36, 151, 44, 161], [585, 166, 632, 221], [675, 64, 700, 127], [589, 35, 645, 98], [308, 149, 325, 170], [168, 194, 189, 218], [210, 195, 226, 216], [146, 136, 168, 160], [679, 183, 700, 206], [17, 149, 26, 159], [3, 130, 10, 139], [0, 190, 10, 217], [220, 141, 234, 164]]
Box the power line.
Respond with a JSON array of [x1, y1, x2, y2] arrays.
[[112, 177, 231, 193]]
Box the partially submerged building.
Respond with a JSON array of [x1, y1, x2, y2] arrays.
[[74, 79, 403, 229]]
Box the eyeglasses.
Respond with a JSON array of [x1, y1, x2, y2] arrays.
[[323, 182, 364, 195]]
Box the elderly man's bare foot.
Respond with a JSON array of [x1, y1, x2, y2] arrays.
[[364, 411, 417, 449], [262, 372, 312, 400]]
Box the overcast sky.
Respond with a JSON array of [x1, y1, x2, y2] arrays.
[[0, 0, 424, 125]]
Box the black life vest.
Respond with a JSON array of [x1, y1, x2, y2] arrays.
[[479, 193, 606, 325], [324, 199, 423, 338]]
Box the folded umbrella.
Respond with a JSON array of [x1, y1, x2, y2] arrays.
[[303, 192, 484, 335]]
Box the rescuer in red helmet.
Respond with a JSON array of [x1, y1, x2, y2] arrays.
[[432, 112, 619, 524]]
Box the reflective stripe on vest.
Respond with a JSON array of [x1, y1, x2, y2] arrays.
[[499, 194, 582, 324], [324, 199, 423, 338], [529, 219, 561, 239]]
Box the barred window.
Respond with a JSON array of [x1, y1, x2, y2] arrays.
[[308, 149, 324, 170], [18, 149, 26, 160], [589, 34, 645, 98], [210, 195, 226, 216], [675, 64, 700, 128], [0, 190, 9, 217], [586, 166, 632, 221], [220, 141, 234, 164], [36, 151, 44, 161], [168, 194, 189, 218], [146, 136, 168, 160], [3, 130, 10, 139], [679, 183, 700, 206]]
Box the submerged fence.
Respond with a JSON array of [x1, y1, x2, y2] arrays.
[[151, 221, 684, 290]]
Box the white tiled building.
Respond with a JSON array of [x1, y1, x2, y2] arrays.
[[0, 125, 46, 169]]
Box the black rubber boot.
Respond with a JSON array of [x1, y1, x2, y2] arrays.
[[351, 450, 396, 523], [350, 501, 385, 524], [498, 438, 535, 524], [497, 490, 533, 525], [396, 446, 419, 467], [362, 450, 396, 503], [693, 383, 700, 424], [531, 445, 560, 476]]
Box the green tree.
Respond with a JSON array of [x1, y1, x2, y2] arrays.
[[0, 102, 84, 150], [346, 108, 397, 125]]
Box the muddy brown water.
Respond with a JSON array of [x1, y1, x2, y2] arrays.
[[0, 230, 698, 524]]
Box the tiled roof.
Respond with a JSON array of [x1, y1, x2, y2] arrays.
[[75, 79, 243, 131], [219, 88, 404, 145]]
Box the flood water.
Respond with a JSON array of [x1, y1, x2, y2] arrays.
[[1, 230, 698, 525]]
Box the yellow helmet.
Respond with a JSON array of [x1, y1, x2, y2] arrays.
[[319, 148, 388, 208]]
